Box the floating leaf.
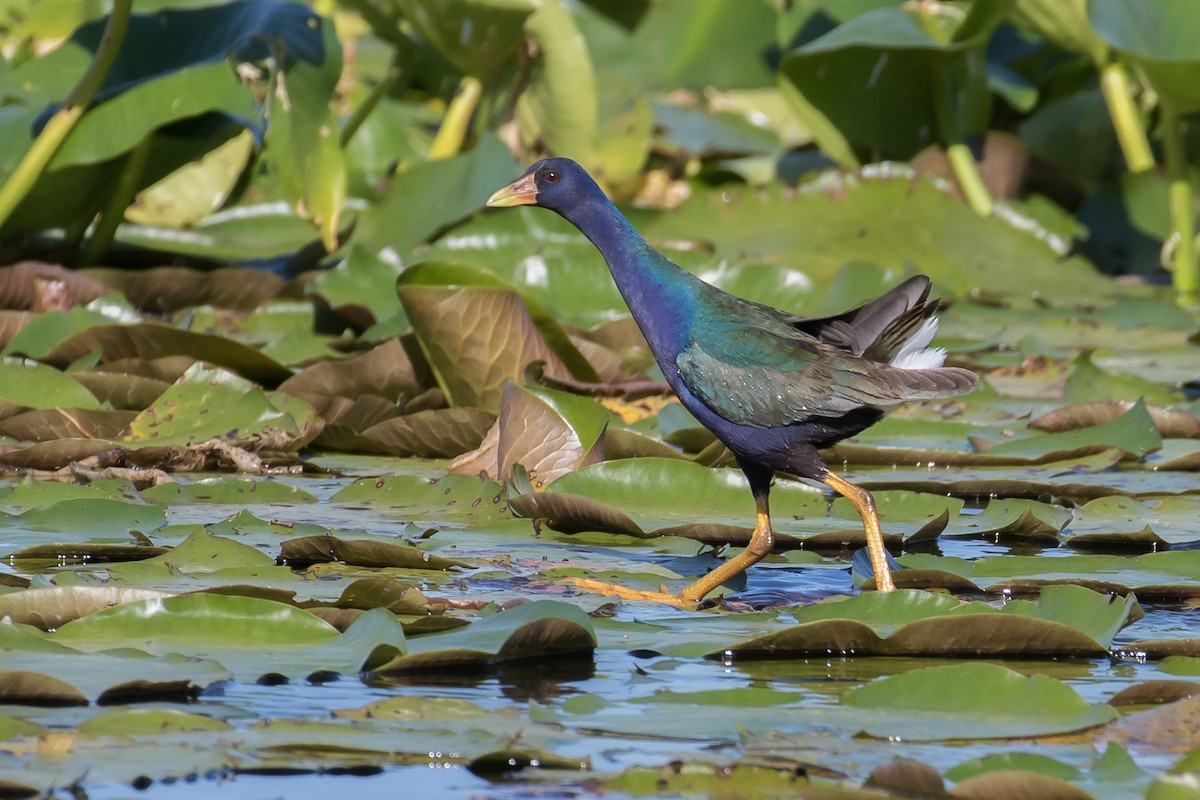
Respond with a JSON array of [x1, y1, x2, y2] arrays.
[[978, 399, 1162, 461], [0, 362, 99, 411], [277, 535, 467, 570], [38, 324, 292, 384], [399, 285, 574, 412], [0, 587, 171, 630], [329, 473, 510, 524], [719, 585, 1137, 659], [141, 477, 318, 505], [842, 662, 1117, 740], [122, 364, 320, 451], [0, 670, 89, 707], [358, 408, 495, 458], [370, 600, 595, 674]]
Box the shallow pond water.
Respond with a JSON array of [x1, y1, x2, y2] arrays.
[[0, 459, 1196, 799]]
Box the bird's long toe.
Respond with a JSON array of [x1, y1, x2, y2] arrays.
[[566, 577, 696, 607]]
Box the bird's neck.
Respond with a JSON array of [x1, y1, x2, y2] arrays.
[[556, 194, 699, 360]]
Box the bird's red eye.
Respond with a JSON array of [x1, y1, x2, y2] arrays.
[[544, 170, 559, 184]]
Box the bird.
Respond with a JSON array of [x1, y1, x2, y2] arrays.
[[486, 158, 978, 605]]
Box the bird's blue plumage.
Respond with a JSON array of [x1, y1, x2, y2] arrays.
[[487, 157, 981, 600], [490, 158, 978, 482]]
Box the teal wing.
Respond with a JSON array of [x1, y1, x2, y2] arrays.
[[676, 325, 904, 427], [676, 286, 977, 428]]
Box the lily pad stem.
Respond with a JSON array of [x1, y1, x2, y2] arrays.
[[1099, 61, 1154, 174], [1162, 102, 1197, 306], [931, 68, 991, 217], [340, 65, 400, 149], [428, 75, 482, 160], [0, 0, 133, 230], [80, 134, 151, 267]]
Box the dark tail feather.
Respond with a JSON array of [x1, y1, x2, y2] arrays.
[[883, 365, 979, 399], [794, 275, 932, 355]]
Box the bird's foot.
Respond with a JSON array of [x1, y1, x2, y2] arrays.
[[566, 577, 697, 608]]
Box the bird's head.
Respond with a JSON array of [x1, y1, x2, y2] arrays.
[[486, 158, 595, 214]]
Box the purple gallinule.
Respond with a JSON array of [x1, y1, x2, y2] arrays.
[[488, 159, 978, 605]]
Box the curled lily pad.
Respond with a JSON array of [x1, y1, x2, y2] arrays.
[[454, 383, 610, 486], [399, 284, 576, 412], [0, 587, 171, 630], [1030, 401, 1200, 438], [35, 323, 292, 384], [142, 528, 276, 571], [718, 585, 1137, 660], [1110, 681, 1200, 708], [952, 771, 1097, 800], [0, 670, 89, 707], [370, 600, 595, 675], [277, 535, 467, 570], [277, 337, 426, 401], [358, 408, 495, 458], [397, 260, 602, 383], [900, 552, 1200, 600], [0, 409, 137, 442], [1100, 694, 1200, 754], [312, 578, 446, 617]]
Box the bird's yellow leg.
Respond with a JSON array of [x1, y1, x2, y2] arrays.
[[568, 498, 775, 607], [823, 471, 896, 592]]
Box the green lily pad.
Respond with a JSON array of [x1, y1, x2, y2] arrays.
[[639, 174, 1103, 304], [977, 399, 1162, 461], [0, 497, 166, 536], [0, 362, 99, 411], [141, 477, 318, 505], [76, 708, 234, 735], [329, 473, 510, 523], [512, 458, 959, 548], [122, 364, 320, 450], [719, 585, 1137, 659], [1065, 496, 1200, 549], [842, 662, 1118, 740]]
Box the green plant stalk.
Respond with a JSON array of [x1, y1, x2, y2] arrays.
[[79, 134, 151, 267], [930, 68, 992, 217], [340, 65, 401, 148], [0, 0, 134, 229], [1162, 103, 1197, 306], [427, 75, 483, 160], [1099, 61, 1154, 174]]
